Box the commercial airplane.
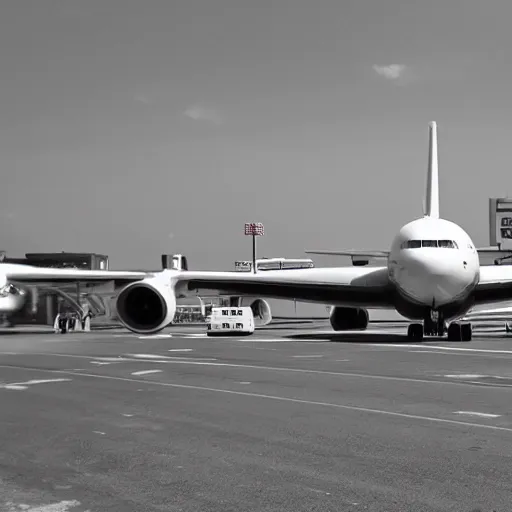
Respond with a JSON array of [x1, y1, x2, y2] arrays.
[[2, 121, 512, 341]]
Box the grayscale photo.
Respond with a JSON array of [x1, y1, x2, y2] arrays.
[[0, 1, 511, 510]]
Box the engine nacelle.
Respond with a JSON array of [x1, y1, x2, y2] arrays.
[[238, 297, 272, 326], [116, 277, 176, 334], [0, 285, 28, 315], [329, 306, 369, 331], [0, 273, 28, 315]]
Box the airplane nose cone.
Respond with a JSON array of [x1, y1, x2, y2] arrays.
[[399, 252, 474, 306]]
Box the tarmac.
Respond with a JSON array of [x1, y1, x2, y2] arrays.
[[0, 321, 512, 511]]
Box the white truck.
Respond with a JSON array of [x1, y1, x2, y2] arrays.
[[206, 307, 255, 336]]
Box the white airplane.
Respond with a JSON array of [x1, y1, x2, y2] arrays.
[[2, 121, 512, 341]]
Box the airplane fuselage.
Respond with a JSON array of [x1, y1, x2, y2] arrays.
[[387, 216, 480, 320]]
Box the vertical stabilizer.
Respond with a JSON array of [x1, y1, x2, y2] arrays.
[[425, 121, 439, 218]]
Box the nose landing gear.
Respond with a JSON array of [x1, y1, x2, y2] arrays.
[[424, 310, 445, 337]]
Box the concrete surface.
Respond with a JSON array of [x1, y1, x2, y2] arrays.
[[0, 322, 511, 511]]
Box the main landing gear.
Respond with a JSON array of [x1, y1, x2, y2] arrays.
[[407, 310, 472, 342]]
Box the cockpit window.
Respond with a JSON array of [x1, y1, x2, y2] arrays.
[[401, 239, 459, 249], [401, 240, 422, 249], [438, 240, 458, 249]]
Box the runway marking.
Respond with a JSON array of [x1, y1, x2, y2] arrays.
[[7, 352, 510, 390], [168, 349, 194, 352], [239, 346, 278, 351], [123, 414, 134, 417], [239, 382, 251, 385], [292, 355, 324, 358], [138, 334, 173, 339], [372, 344, 512, 355], [1, 364, 511, 434], [125, 353, 217, 362], [408, 350, 462, 354], [444, 374, 487, 379], [468, 381, 512, 388], [93, 431, 106, 435], [240, 339, 283, 343], [131, 369, 162, 376], [128, 353, 173, 359], [90, 361, 112, 366], [93, 357, 132, 362], [0, 378, 71, 391], [455, 411, 501, 419], [4, 500, 83, 512]]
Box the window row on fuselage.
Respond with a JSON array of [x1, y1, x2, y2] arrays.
[[400, 240, 458, 249]]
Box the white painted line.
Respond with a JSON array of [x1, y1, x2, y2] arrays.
[[12, 500, 82, 512], [20, 379, 72, 385], [125, 353, 217, 362], [455, 411, 501, 419], [444, 374, 487, 379], [168, 349, 194, 352], [0, 378, 71, 391], [335, 359, 350, 362], [7, 365, 512, 434], [239, 346, 278, 351], [95, 357, 132, 362], [0, 356, 505, 390], [122, 414, 134, 417], [292, 355, 324, 358], [138, 334, 173, 339], [373, 344, 512, 355], [241, 339, 283, 343], [90, 361, 111, 366], [131, 369, 163, 376], [239, 381, 251, 385], [93, 431, 106, 435], [128, 353, 170, 359], [468, 380, 512, 388], [408, 350, 457, 354]]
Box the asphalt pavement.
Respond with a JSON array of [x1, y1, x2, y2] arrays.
[[0, 322, 511, 511]]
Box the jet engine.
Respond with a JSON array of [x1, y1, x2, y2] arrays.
[[0, 273, 28, 315], [249, 298, 272, 326], [116, 277, 176, 334], [238, 297, 272, 326], [329, 306, 369, 331]]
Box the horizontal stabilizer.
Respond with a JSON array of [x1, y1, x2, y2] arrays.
[[305, 249, 390, 259]]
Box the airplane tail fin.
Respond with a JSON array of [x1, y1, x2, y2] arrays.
[[425, 121, 440, 218]]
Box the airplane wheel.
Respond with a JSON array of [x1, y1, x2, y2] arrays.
[[447, 322, 462, 341], [407, 323, 423, 341], [460, 322, 472, 342]]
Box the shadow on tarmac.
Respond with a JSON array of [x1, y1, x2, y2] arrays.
[[284, 332, 449, 344]]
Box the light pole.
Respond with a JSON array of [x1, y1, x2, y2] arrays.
[[244, 222, 264, 273]]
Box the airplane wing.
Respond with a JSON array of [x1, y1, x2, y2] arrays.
[[2, 264, 148, 285], [305, 249, 390, 258], [471, 265, 512, 305], [173, 266, 394, 308]]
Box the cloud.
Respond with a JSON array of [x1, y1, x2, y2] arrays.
[[134, 94, 151, 104], [184, 105, 223, 125], [373, 64, 407, 81]]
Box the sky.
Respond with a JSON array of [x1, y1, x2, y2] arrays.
[[1, 0, 512, 271]]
